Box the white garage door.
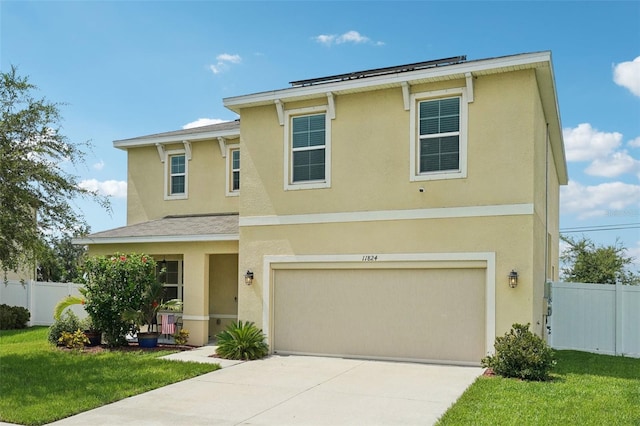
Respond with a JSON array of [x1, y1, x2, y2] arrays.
[[273, 268, 486, 364]]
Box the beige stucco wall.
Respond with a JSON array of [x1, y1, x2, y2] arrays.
[[236, 68, 560, 344], [87, 241, 238, 345], [126, 138, 239, 224], [239, 73, 538, 218], [239, 214, 534, 340]]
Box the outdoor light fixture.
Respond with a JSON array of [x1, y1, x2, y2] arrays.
[[509, 270, 519, 288], [244, 270, 254, 286]]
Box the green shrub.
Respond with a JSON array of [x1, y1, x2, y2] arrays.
[[58, 329, 89, 349], [481, 323, 556, 381], [0, 304, 30, 329], [48, 310, 82, 344], [81, 253, 156, 346], [215, 321, 269, 360]]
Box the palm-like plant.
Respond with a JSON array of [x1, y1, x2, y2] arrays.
[[215, 321, 269, 360], [53, 295, 85, 321], [122, 279, 182, 333]]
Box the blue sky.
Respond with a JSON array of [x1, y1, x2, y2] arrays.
[[2, 1, 639, 268]]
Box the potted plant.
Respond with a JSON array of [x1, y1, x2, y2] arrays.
[[53, 293, 102, 346], [80, 316, 102, 346], [122, 279, 182, 348]]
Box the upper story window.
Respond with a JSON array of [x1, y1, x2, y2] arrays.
[[164, 149, 188, 200], [410, 89, 468, 182], [226, 146, 240, 196], [284, 106, 331, 190], [232, 149, 240, 191]]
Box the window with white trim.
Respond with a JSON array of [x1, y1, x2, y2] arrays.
[[165, 150, 188, 199], [156, 260, 183, 303], [410, 89, 467, 181], [226, 147, 240, 196], [284, 106, 331, 190]]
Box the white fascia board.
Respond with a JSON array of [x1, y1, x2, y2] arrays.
[[114, 128, 240, 150], [72, 234, 239, 245], [224, 52, 552, 112]]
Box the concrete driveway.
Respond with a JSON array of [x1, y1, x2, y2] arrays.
[[48, 355, 483, 425]]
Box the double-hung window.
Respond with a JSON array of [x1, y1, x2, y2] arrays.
[[226, 147, 240, 196], [165, 149, 188, 199], [231, 149, 240, 191], [156, 260, 183, 302], [410, 89, 467, 181], [284, 106, 331, 190]]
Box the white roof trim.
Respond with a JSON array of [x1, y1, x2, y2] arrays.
[[224, 51, 552, 111], [114, 128, 240, 150], [73, 234, 239, 245]]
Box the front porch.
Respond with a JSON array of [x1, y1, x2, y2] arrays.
[[75, 213, 240, 346]]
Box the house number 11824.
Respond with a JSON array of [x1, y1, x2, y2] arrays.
[[362, 255, 378, 262]]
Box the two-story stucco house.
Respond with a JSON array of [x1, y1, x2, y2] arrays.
[[77, 51, 567, 366]]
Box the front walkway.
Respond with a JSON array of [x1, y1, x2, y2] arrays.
[[46, 352, 483, 425]]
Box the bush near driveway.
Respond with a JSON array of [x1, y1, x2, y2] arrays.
[[481, 323, 555, 381]]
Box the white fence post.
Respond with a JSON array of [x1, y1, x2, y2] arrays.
[[615, 280, 623, 356]]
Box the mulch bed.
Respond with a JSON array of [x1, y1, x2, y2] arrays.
[[58, 343, 196, 354]]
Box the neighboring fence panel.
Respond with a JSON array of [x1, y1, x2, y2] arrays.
[[0, 280, 86, 326], [550, 281, 639, 358]]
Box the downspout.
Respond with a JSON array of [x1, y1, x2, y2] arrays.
[[544, 123, 550, 338], [545, 122, 549, 283]]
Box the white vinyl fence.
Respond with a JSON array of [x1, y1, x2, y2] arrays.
[[549, 281, 639, 358], [0, 280, 86, 326]]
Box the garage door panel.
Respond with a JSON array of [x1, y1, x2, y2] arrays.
[[274, 268, 485, 364]]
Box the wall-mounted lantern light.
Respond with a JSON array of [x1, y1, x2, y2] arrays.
[[508, 270, 518, 288], [244, 270, 254, 286]]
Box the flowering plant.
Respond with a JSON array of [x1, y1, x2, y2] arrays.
[[81, 253, 157, 346]]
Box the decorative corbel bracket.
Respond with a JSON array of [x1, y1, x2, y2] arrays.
[[156, 143, 165, 162], [218, 137, 227, 158], [275, 99, 284, 126], [183, 140, 192, 160], [401, 82, 411, 111], [465, 72, 474, 103], [326, 92, 336, 119]]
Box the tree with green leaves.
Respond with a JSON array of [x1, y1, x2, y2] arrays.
[[0, 66, 109, 279], [37, 226, 89, 282], [561, 235, 639, 285]]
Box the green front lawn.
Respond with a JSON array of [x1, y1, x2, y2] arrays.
[[438, 350, 640, 425], [0, 327, 220, 426]]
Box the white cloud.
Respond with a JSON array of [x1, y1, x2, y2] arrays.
[[315, 34, 335, 45], [613, 56, 640, 97], [79, 179, 127, 198], [585, 151, 640, 178], [216, 53, 241, 64], [314, 30, 383, 46], [92, 160, 105, 171], [182, 118, 226, 129], [561, 180, 640, 219], [628, 137, 640, 148], [209, 53, 242, 74], [563, 123, 622, 162]]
